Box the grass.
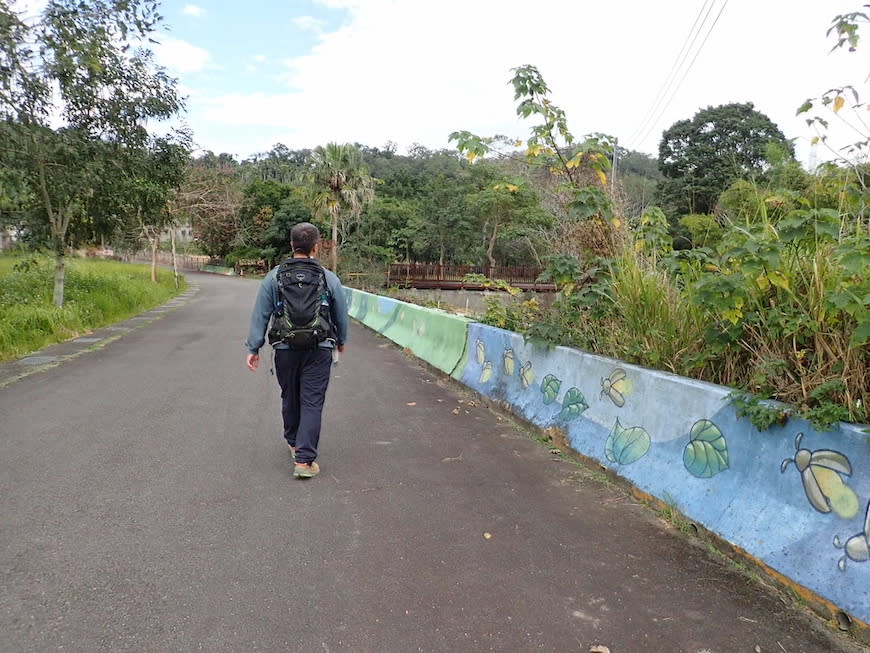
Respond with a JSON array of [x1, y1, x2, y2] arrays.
[[0, 253, 185, 362], [607, 251, 707, 376]]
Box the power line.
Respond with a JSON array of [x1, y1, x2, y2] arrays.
[[627, 0, 716, 147], [632, 0, 729, 151], [627, 0, 729, 153], [642, 0, 729, 144]]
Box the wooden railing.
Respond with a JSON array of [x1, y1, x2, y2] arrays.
[[387, 263, 556, 291]]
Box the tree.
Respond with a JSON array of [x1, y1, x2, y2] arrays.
[[259, 193, 314, 265], [305, 143, 377, 271], [411, 177, 469, 266], [176, 155, 244, 259], [465, 164, 546, 269], [126, 136, 191, 282], [0, 0, 184, 305], [240, 143, 311, 185], [358, 145, 479, 264], [613, 147, 662, 221], [450, 65, 621, 262], [237, 179, 295, 252], [657, 103, 793, 218]]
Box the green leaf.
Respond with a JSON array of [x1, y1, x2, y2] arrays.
[[540, 373, 561, 405], [767, 270, 790, 291], [682, 419, 729, 478], [850, 320, 870, 348], [557, 387, 588, 421], [605, 419, 650, 465]]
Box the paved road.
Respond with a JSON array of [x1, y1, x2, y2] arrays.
[[1, 272, 864, 653]]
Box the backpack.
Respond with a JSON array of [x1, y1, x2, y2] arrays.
[[267, 257, 335, 349]]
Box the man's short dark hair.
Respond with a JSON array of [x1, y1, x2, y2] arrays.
[[290, 222, 320, 255]]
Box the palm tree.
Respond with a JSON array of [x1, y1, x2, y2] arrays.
[[305, 143, 377, 271]]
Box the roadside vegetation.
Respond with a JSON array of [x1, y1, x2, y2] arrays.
[[449, 61, 869, 430], [0, 254, 183, 361], [1, 2, 866, 428]]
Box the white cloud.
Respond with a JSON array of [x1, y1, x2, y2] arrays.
[[154, 36, 212, 75], [293, 15, 325, 34], [182, 4, 205, 18], [183, 0, 869, 162]]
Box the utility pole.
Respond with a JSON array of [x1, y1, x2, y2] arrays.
[[808, 140, 818, 172], [611, 138, 618, 196]]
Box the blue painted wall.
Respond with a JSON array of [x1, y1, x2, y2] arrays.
[[350, 290, 870, 625]]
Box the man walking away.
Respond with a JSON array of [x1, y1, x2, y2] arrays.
[[245, 222, 349, 479]]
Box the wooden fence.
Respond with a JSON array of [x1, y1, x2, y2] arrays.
[[387, 263, 556, 291]]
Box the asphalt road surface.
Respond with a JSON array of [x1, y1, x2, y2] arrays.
[[1, 272, 865, 653]]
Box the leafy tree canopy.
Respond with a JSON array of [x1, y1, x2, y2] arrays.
[[657, 102, 793, 218], [0, 0, 185, 304]]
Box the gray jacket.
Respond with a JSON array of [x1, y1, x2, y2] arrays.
[[245, 260, 349, 354]]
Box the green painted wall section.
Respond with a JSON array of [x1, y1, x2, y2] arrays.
[[345, 288, 470, 376], [200, 265, 235, 275]]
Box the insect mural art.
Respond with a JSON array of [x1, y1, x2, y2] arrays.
[[519, 361, 534, 389], [833, 500, 870, 571], [503, 348, 515, 376], [780, 433, 860, 519], [475, 338, 485, 365], [478, 360, 493, 384], [601, 368, 632, 407]]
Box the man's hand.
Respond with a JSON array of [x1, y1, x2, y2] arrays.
[[337, 344, 345, 353], [246, 353, 259, 372]]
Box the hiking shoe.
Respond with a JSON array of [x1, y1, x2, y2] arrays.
[[294, 461, 320, 479]]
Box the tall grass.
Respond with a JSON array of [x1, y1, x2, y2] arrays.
[[606, 252, 708, 376], [0, 254, 185, 362], [706, 239, 869, 427], [481, 207, 868, 426]]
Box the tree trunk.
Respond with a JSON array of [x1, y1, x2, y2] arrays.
[[170, 227, 179, 289], [52, 249, 65, 308], [36, 153, 67, 307], [486, 218, 499, 275], [330, 207, 339, 272], [49, 211, 71, 308], [150, 237, 158, 282]]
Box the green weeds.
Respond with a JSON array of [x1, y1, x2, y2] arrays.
[[483, 180, 869, 428], [0, 253, 184, 361]]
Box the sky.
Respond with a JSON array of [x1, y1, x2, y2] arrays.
[[14, 0, 870, 165], [145, 0, 868, 166]]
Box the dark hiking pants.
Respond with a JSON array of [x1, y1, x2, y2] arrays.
[[274, 347, 333, 464]]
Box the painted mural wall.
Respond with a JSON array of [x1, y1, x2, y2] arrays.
[[345, 288, 470, 376], [345, 289, 870, 626]]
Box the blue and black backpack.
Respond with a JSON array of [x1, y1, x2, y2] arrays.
[[267, 257, 335, 349]]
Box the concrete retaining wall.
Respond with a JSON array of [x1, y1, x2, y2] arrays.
[[349, 288, 870, 629], [200, 264, 235, 276], [346, 288, 471, 376]]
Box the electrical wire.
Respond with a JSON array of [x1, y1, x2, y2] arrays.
[[627, 0, 729, 153], [627, 0, 716, 147]]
